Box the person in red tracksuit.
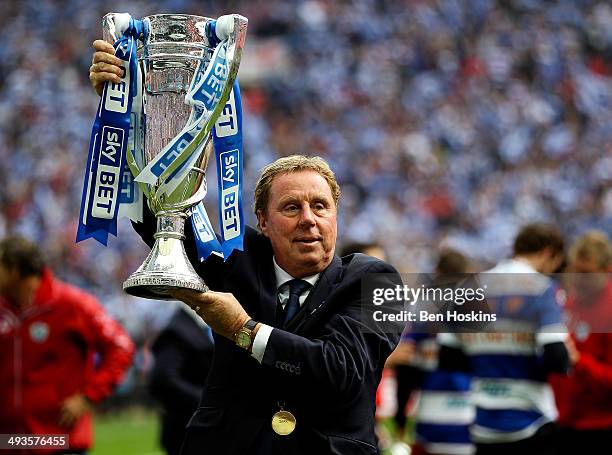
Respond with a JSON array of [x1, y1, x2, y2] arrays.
[[0, 236, 135, 454], [550, 230, 612, 453]]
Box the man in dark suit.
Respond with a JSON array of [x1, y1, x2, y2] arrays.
[[149, 307, 214, 455], [89, 46, 402, 453], [134, 156, 401, 454]]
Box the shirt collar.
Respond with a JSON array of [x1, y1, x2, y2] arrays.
[[487, 258, 538, 274], [273, 257, 320, 290], [507, 257, 538, 273]]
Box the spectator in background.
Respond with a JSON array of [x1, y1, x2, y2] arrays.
[[439, 223, 569, 455], [383, 332, 419, 455], [411, 248, 475, 455], [0, 236, 134, 454], [149, 306, 215, 455], [340, 242, 388, 264], [550, 230, 612, 452]]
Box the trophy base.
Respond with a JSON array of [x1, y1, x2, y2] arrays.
[[123, 272, 208, 300], [123, 213, 209, 300]]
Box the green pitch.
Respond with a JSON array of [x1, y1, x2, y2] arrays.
[[91, 409, 164, 455], [90, 410, 411, 454]]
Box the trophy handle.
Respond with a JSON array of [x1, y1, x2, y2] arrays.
[[224, 14, 249, 91], [153, 134, 213, 213], [153, 14, 248, 213], [102, 13, 131, 43]]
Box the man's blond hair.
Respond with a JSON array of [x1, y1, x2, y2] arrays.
[[570, 230, 612, 269], [254, 155, 341, 225]]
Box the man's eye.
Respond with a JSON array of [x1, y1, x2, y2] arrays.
[[313, 202, 328, 212], [283, 204, 299, 212]]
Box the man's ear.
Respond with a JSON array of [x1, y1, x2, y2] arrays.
[[546, 246, 565, 262], [257, 210, 269, 237], [541, 247, 564, 273]]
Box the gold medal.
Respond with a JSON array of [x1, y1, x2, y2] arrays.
[[271, 410, 296, 436]]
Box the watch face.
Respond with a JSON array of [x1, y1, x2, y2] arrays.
[[237, 331, 251, 348]]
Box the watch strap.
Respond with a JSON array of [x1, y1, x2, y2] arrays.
[[243, 319, 257, 331]]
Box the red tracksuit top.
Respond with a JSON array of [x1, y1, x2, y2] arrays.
[[550, 280, 612, 430], [0, 269, 135, 453]]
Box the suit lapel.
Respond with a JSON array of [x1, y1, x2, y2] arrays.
[[256, 255, 278, 326], [287, 255, 343, 333]]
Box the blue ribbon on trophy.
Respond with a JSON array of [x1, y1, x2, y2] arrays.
[[77, 15, 245, 262], [212, 83, 244, 259], [203, 14, 245, 259], [77, 18, 144, 245], [118, 56, 145, 224]]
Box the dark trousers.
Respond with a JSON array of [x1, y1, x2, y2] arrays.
[[251, 427, 274, 455], [161, 413, 193, 455], [557, 427, 612, 455], [476, 422, 558, 455], [393, 364, 423, 429]]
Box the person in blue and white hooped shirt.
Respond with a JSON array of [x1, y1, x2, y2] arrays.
[[411, 248, 475, 455], [439, 223, 570, 455], [411, 332, 475, 455]]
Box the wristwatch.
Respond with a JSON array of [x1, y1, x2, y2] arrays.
[[235, 319, 258, 351]]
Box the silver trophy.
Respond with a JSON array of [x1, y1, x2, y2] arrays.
[[102, 13, 248, 299]]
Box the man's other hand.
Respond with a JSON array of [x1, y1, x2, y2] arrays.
[[566, 336, 580, 365], [58, 394, 92, 428], [384, 341, 415, 368], [89, 40, 124, 96]]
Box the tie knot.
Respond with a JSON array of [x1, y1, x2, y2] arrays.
[[287, 279, 311, 297]]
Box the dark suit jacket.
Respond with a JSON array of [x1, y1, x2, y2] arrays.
[[149, 308, 214, 455], [134, 216, 402, 455]]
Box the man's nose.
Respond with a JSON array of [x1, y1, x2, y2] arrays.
[[299, 204, 316, 227]]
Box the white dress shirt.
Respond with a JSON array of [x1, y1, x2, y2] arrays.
[[251, 257, 319, 363]]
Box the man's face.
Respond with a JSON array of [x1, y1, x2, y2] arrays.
[[570, 255, 607, 302], [0, 263, 13, 296], [0, 263, 22, 304], [258, 170, 337, 278], [571, 256, 601, 274]]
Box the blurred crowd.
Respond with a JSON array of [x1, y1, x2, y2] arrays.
[[1, 0, 611, 350]]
